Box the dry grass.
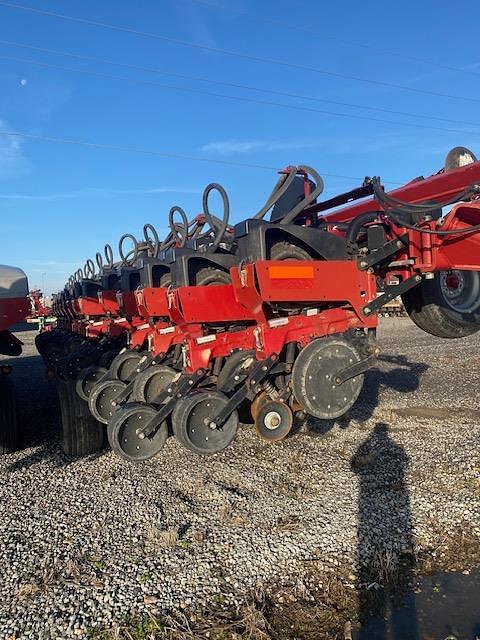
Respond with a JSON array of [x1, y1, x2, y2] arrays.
[[16, 568, 59, 601]]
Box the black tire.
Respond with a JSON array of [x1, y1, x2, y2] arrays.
[[270, 241, 312, 261], [0, 376, 18, 454], [402, 271, 480, 338], [57, 381, 105, 456], [109, 350, 144, 382], [195, 267, 231, 286], [131, 365, 177, 404], [172, 390, 239, 455]]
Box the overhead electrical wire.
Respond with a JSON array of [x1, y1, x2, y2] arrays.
[[0, 129, 403, 184], [186, 0, 480, 78], [1, 39, 480, 129], [2, 54, 480, 138], [0, 1, 479, 104]]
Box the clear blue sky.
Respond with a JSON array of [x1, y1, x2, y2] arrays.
[[1, 0, 479, 292]]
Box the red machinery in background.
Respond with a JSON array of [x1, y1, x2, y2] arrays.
[[0, 264, 29, 453]]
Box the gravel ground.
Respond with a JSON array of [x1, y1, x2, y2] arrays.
[[0, 319, 480, 638]]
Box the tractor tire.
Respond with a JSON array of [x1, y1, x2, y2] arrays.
[[402, 271, 480, 339], [0, 376, 18, 454], [270, 241, 312, 261], [195, 267, 231, 286], [57, 381, 105, 456]]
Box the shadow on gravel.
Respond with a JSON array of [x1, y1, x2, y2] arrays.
[[305, 354, 429, 435], [352, 422, 419, 640]]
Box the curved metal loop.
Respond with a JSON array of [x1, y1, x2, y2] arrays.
[[118, 234, 139, 266], [84, 259, 96, 279], [202, 183, 230, 247], [143, 223, 160, 258], [104, 244, 114, 269], [96, 252, 104, 272], [168, 206, 189, 248], [75, 268, 83, 283]]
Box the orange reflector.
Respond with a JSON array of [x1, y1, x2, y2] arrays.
[[268, 265, 314, 279]]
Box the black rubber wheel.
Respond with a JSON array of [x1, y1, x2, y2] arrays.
[[402, 271, 480, 338], [109, 351, 144, 382], [270, 241, 312, 261], [88, 379, 127, 424], [0, 376, 18, 454], [98, 349, 120, 369], [195, 267, 231, 286], [57, 381, 105, 456], [76, 366, 107, 401], [172, 390, 239, 455], [131, 365, 177, 404], [291, 336, 364, 419], [108, 402, 168, 462]]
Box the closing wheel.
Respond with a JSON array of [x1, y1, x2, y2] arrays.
[[251, 391, 269, 421], [108, 403, 168, 462], [172, 391, 239, 455], [131, 365, 177, 404], [76, 366, 107, 401], [402, 270, 480, 338], [255, 400, 293, 442], [109, 351, 144, 382], [88, 379, 127, 424], [291, 337, 364, 419]]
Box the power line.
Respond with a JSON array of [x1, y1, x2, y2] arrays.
[[187, 0, 480, 78], [0, 1, 479, 104], [3, 54, 480, 138], [2, 39, 480, 129], [0, 129, 403, 184]]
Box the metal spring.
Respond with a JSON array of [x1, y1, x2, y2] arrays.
[[262, 379, 278, 398]]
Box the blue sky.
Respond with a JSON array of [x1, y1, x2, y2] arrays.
[[0, 0, 479, 292]]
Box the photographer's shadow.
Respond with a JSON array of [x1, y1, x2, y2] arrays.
[[352, 422, 419, 640]]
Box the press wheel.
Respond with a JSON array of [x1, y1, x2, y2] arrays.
[[255, 400, 293, 442], [172, 391, 238, 455], [88, 379, 127, 424], [108, 402, 168, 462], [291, 336, 363, 419], [109, 351, 144, 382], [131, 365, 177, 404], [251, 391, 269, 421], [76, 366, 107, 401]]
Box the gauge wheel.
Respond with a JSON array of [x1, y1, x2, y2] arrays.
[[291, 336, 364, 419], [88, 379, 127, 424], [171, 390, 239, 455], [108, 402, 168, 462]]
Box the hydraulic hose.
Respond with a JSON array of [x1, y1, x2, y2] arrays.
[[345, 211, 380, 253], [253, 168, 297, 219], [202, 183, 230, 248], [372, 177, 480, 236], [280, 165, 325, 224]]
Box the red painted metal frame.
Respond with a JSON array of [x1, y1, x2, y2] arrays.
[[0, 296, 30, 332], [320, 161, 480, 224]]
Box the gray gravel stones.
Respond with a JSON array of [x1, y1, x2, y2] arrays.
[[0, 319, 479, 638]]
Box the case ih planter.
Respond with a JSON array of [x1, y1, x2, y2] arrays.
[[37, 147, 480, 461], [0, 264, 29, 453]]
